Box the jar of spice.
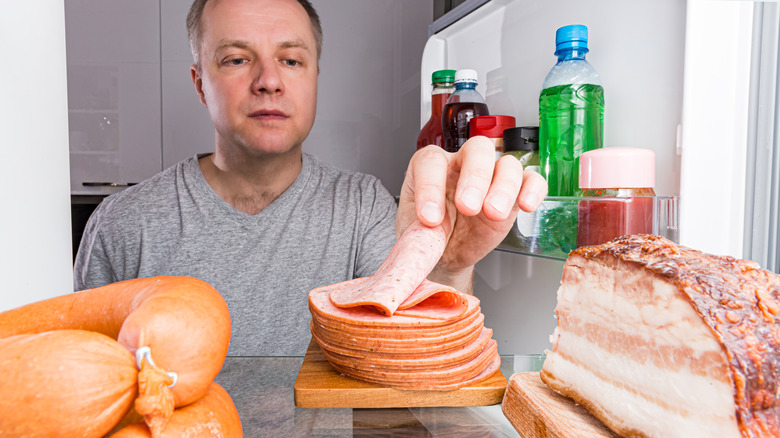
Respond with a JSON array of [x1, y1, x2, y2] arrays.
[[576, 147, 656, 247]]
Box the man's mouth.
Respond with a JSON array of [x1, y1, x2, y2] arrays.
[[248, 109, 288, 120]]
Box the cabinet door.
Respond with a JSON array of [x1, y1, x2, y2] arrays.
[[160, 0, 215, 168], [65, 0, 162, 196]]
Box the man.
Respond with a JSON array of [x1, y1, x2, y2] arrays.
[[74, 0, 547, 356]]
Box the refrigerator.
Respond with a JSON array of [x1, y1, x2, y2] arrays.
[[421, 0, 780, 355]]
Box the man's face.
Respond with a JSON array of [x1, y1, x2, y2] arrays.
[[193, 0, 318, 158]]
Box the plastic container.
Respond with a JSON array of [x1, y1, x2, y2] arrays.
[[576, 147, 656, 247], [469, 115, 516, 160], [539, 24, 604, 196], [442, 69, 489, 152], [417, 69, 456, 150], [503, 126, 540, 173]]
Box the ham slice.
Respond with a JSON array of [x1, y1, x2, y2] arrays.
[[329, 221, 449, 316], [535, 234, 780, 438], [308, 220, 501, 391]]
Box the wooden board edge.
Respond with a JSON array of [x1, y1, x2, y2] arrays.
[[293, 339, 508, 409], [501, 372, 618, 438], [294, 371, 507, 409]]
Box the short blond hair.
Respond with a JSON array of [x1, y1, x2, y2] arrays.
[[186, 0, 323, 69]]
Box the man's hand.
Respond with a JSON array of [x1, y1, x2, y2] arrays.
[[396, 136, 548, 292]]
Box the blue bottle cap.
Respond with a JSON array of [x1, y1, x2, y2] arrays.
[[555, 24, 589, 55]]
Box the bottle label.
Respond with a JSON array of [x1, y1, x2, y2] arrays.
[[538, 83, 604, 196]]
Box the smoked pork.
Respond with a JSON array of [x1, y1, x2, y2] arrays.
[[540, 234, 780, 437]]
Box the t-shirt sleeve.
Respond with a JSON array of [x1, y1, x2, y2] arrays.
[[73, 205, 118, 291], [354, 178, 398, 278]]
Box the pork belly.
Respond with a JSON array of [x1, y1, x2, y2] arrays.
[[541, 234, 780, 438]]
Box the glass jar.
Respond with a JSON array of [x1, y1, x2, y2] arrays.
[[576, 147, 656, 247]]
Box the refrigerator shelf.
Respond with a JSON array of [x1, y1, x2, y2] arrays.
[[496, 196, 680, 261]]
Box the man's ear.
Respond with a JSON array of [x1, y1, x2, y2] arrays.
[[191, 64, 207, 107]]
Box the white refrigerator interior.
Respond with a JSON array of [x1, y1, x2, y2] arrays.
[[0, 1, 74, 312], [422, 0, 688, 354]]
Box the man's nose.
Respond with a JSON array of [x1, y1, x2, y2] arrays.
[[252, 58, 284, 94]]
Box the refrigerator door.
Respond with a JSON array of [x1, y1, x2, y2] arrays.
[[421, 0, 687, 354]]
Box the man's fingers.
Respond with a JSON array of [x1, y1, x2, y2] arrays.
[[516, 169, 547, 212], [482, 154, 525, 221], [410, 145, 450, 226], [452, 136, 496, 216]]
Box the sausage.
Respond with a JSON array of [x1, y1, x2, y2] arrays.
[[0, 330, 137, 438], [110, 382, 242, 437], [0, 276, 231, 407]]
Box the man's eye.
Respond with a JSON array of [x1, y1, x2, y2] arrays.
[[225, 58, 246, 66], [283, 59, 300, 67]]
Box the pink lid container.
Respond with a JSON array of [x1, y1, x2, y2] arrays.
[[579, 147, 656, 189]]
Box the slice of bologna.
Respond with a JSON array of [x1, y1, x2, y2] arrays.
[[310, 281, 476, 327], [309, 220, 501, 390], [328, 222, 448, 316]]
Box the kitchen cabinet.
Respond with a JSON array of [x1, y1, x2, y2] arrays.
[[65, 0, 162, 196]]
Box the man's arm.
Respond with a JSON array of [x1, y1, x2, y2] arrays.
[[396, 136, 548, 293]]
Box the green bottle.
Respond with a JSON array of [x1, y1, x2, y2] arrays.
[[539, 24, 604, 196]]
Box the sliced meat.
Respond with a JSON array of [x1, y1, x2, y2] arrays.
[[324, 341, 499, 389], [328, 222, 448, 316], [309, 282, 478, 327], [315, 327, 493, 371], [309, 220, 501, 391]]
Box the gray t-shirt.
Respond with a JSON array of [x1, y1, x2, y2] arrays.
[[74, 153, 397, 356]]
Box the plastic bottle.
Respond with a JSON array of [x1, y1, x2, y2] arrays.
[[539, 24, 604, 196], [442, 69, 489, 152], [576, 147, 656, 248], [468, 115, 516, 160], [417, 69, 456, 150], [503, 126, 540, 173]]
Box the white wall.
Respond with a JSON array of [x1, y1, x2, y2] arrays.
[[0, 1, 74, 311]]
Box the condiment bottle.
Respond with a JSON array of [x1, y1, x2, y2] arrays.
[[416, 69, 456, 150], [503, 126, 540, 173], [539, 24, 604, 196], [442, 69, 489, 153], [468, 115, 516, 160], [576, 147, 656, 248]]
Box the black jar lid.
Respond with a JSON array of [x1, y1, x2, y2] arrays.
[[503, 126, 539, 152]]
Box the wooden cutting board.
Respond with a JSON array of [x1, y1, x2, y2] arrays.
[[294, 339, 507, 409], [502, 372, 618, 438]]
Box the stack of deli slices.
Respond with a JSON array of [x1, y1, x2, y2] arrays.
[[531, 234, 780, 438], [308, 221, 500, 390]]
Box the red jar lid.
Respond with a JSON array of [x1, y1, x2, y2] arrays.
[[469, 115, 516, 139]]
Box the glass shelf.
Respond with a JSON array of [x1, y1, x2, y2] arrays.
[[496, 196, 680, 261]]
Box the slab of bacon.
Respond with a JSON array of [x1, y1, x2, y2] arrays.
[[538, 234, 780, 438]]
